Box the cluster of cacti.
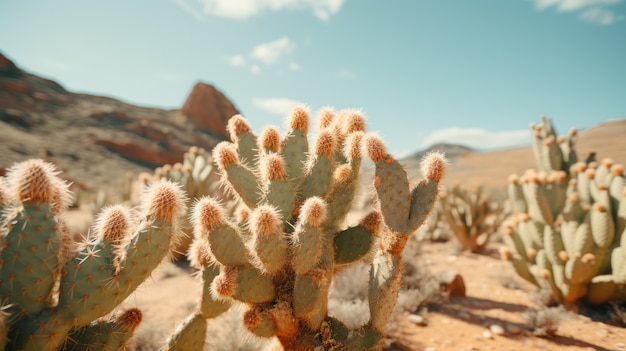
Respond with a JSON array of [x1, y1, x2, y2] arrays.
[[0, 159, 187, 350], [501, 116, 626, 305], [164, 106, 446, 350], [436, 184, 506, 252]]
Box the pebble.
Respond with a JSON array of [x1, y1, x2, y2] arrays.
[[482, 330, 493, 339], [489, 324, 505, 336], [407, 313, 428, 326], [616, 343, 626, 350], [457, 311, 471, 320]]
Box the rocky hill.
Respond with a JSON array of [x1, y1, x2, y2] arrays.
[[0, 51, 238, 189]]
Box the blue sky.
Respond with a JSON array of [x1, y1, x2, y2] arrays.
[[1, 0, 625, 157]]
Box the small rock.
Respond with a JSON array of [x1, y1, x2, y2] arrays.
[[425, 348, 436, 351], [506, 324, 522, 335], [489, 324, 505, 336], [406, 313, 428, 326], [482, 330, 493, 339], [615, 343, 625, 350], [438, 270, 466, 298]]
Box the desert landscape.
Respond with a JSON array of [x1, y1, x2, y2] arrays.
[[2, 51, 626, 351]]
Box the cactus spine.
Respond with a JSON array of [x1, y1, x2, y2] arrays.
[[0, 159, 186, 350], [503, 116, 626, 305], [165, 107, 446, 350]]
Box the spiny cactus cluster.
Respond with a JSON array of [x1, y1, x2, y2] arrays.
[[0, 159, 187, 350], [502, 116, 626, 305], [164, 106, 446, 350], [435, 184, 506, 252]]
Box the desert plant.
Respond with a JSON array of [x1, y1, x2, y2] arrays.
[[501, 116, 626, 305], [0, 159, 187, 350], [164, 106, 446, 350], [436, 184, 506, 252]]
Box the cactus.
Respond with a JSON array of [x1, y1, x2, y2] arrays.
[[165, 106, 446, 350], [153, 146, 229, 259], [0, 159, 187, 350], [435, 184, 506, 252], [502, 116, 626, 305]]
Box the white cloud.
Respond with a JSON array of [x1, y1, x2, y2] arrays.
[[228, 54, 247, 67], [252, 97, 303, 116], [580, 6, 624, 24], [197, 0, 344, 21], [533, 0, 623, 24], [421, 127, 532, 150], [250, 37, 295, 65], [172, 0, 205, 21], [251, 65, 262, 74], [534, 0, 620, 11], [288, 62, 301, 71]]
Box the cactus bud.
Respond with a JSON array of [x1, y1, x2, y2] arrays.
[[289, 105, 309, 133], [342, 110, 366, 134], [421, 152, 447, 182], [192, 197, 226, 241], [317, 107, 334, 129], [333, 164, 352, 184], [499, 246, 513, 261], [364, 134, 387, 162], [299, 197, 327, 227], [213, 142, 239, 171], [343, 131, 364, 160], [93, 205, 132, 243], [119, 308, 143, 329], [249, 205, 282, 237], [141, 180, 186, 223], [259, 126, 281, 153], [264, 153, 286, 181], [212, 266, 238, 298], [314, 131, 335, 157], [227, 114, 252, 142], [5, 159, 71, 213]]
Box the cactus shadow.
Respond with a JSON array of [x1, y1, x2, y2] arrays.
[[427, 297, 615, 351]]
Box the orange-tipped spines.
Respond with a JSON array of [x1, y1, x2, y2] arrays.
[[508, 174, 520, 185], [342, 110, 366, 134], [192, 197, 225, 236], [299, 197, 327, 227], [212, 265, 238, 298], [227, 114, 252, 142], [212, 141, 239, 171], [333, 164, 352, 184], [0, 179, 9, 205], [5, 159, 72, 213], [582, 253, 595, 263], [118, 307, 143, 329], [317, 107, 335, 130], [361, 211, 382, 235], [249, 204, 282, 237], [263, 153, 287, 182], [93, 205, 132, 243], [288, 105, 309, 133], [364, 133, 387, 163], [343, 131, 364, 160], [259, 126, 281, 153], [141, 180, 187, 223], [499, 246, 513, 261], [314, 130, 335, 157], [421, 151, 447, 182]]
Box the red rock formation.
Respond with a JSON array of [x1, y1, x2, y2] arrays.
[[179, 82, 239, 139]]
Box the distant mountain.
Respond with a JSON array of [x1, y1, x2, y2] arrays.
[[0, 51, 239, 189]]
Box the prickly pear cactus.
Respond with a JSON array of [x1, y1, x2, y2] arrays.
[[0, 159, 187, 350], [502, 116, 626, 305], [435, 184, 506, 252], [165, 106, 446, 350]]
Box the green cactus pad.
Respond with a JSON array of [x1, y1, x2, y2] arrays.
[[224, 163, 261, 208], [166, 312, 207, 351], [232, 266, 276, 303], [61, 308, 141, 351], [302, 155, 334, 199], [0, 203, 60, 317], [282, 129, 308, 184], [208, 224, 250, 267], [374, 158, 411, 233], [333, 224, 374, 266], [293, 273, 327, 330], [200, 264, 232, 318], [368, 253, 402, 333], [292, 224, 323, 275]]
